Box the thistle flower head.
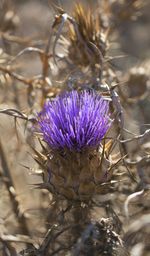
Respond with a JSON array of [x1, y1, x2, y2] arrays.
[[38, 90, 111, 152]]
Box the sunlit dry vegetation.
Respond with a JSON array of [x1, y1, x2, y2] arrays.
[[0, 1, 150, 255]]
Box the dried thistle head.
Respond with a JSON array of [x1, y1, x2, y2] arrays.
[[0, 0, 19, 32], [127, 67, 149, 100], [68, 4, 108, 68], [35, 90, 113, 201], [110, 0, 144, 23]]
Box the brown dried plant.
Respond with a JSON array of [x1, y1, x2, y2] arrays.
[[68, 3, 108, 68]]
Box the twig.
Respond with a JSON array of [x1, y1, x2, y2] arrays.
[[1, 32, 34, 45], [0, 234, 35, 245], [39, 224, 78, 255], [0, 237, 18, 256], [120, 129, 150, 143], [0, 140, 30, 236], [0, 108, 35, 122], [8, 47, 44, 65], [125, 155, 150, 166], [0, 65, 43, 87], [108, 85, 137, 182], [126, 155, 150, 188], [124, 189, 144, 219], [52, 13, 68, 66]]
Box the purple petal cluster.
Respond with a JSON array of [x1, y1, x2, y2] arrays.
[[38, 90, 111, 151]]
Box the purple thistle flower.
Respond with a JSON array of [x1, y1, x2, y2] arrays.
[[37, 90, 111, 152]]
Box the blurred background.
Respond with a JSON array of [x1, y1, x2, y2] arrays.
[[0, 0, 150, 255]]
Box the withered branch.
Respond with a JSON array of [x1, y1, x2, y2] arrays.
[[0, 108, 35, 122], [0, 140, 30, 235]]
